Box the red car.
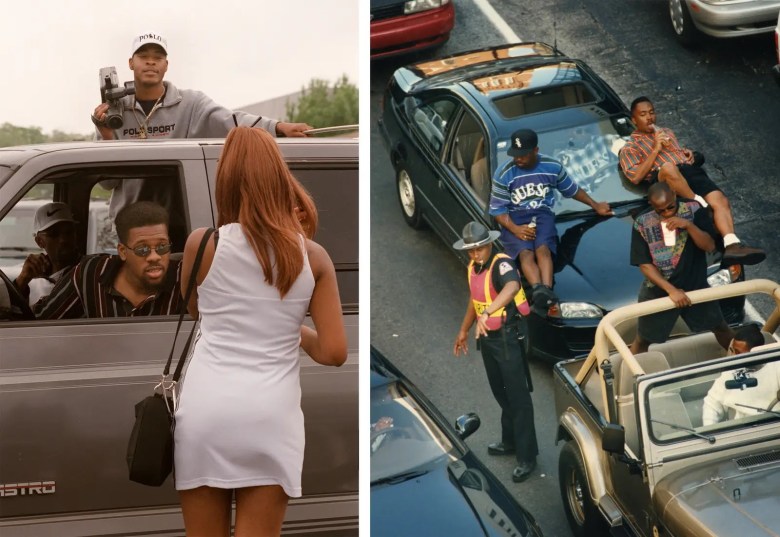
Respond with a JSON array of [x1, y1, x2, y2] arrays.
[[370, 0, 455, 60]]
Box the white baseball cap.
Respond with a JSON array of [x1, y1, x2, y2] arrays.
[[33, 202, 77, 235], [131, 33, 168, 56]]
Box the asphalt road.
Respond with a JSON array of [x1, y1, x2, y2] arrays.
[[370, 1, 780, 535]]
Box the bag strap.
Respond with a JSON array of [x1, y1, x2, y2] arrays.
[[163, 228, 215, 378]]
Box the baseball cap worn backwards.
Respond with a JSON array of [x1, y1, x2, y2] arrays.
[[33, 202, 77, 234], [132, 33, 168, 56], [452, 221, 500, 251], [507, 129, 538, 157]]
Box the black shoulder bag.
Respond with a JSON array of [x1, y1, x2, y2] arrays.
[[126, 228, 215, 486]]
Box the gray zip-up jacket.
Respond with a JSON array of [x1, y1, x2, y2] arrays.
[[97, 81, 279, 140], [98, 81, 280, 219]]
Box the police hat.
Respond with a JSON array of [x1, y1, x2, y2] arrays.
[[452, 221, 500, 251]]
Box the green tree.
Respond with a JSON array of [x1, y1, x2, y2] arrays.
[[285, 75, 358, 130], [0, 122, 91, 147]]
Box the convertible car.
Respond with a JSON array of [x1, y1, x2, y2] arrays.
[[378, 42, 745, 362], [370, 346, 544, 537]]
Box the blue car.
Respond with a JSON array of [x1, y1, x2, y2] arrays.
[[378, 42, 745, 363], [370, 346, 544, 537]]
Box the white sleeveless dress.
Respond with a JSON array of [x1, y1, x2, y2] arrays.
[[174, 223, 314, 497]]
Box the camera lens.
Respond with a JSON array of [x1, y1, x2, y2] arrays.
[[106, 114, 124, 129]]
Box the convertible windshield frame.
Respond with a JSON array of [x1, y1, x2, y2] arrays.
[[643, 353, 780, 446]]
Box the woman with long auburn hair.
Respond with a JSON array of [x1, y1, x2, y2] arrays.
[[173, 126, 347, 537]]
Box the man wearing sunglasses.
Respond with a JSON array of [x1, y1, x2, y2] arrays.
[[14, 202, 80, 305], [628, 182, 734, 355], [34, 202, 183, 319]]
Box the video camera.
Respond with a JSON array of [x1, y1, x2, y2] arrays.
[[99, 66, 135, 129]]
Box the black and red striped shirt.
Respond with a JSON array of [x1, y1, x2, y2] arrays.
[[619, 127, 689, 182], [34, 254, 183, 319]]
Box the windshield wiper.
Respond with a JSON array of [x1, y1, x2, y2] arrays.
[[371, 469, 429, 486], [734, 403, 780, 418], [651, 418, 716, 444]]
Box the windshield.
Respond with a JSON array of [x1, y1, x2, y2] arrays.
[[371, 380, 458, 483], [646, 351, 780, 444], [493, 116, 647, 216]]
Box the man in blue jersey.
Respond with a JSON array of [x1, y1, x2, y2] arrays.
[[490, 129, 613, 311]]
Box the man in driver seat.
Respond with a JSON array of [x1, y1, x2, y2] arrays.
[[702, 325, 780, 425]]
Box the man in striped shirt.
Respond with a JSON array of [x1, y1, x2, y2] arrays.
[[34, 202, 183, 319], [489, 129, 613, 312], [619, 96, 764, 266]]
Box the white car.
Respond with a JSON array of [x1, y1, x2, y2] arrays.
[[668, 0, 780, 45]]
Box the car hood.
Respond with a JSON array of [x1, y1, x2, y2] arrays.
[[371, 458, 538, 537], [654, 454, 780, 537], [552, 207, 644, 312]]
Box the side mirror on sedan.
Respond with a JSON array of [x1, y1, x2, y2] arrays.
[[455, 412, 481, 440], [602, 423, 625, 454]]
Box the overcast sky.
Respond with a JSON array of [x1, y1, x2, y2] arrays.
[[3, 0, 359, 134]]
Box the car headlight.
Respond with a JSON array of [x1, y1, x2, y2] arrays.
[[707, 265, 741, 287], [404, 0, 450, 15], [550, 302, 604, 319]]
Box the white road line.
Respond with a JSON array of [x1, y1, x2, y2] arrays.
[[471, 0, 521, 42], [744, 299, 765, 324], [470, 0, 769, 328]]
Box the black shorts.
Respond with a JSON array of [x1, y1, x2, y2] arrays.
[[648, 164, 721, 198], [636, 281, 725, 344]]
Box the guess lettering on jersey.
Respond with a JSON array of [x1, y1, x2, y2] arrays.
[[510, 183, 549, 204], [0, 481, 56, 497]]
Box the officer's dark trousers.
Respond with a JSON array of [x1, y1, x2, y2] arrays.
[[479, 326, 539, 464]]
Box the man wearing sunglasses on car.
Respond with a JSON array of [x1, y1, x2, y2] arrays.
[[34, 202, 183, 319], [14, 202, 81, 306]]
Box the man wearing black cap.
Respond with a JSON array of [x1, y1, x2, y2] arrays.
[[489, 128, 613, 312], [452, 221, 538, 483]]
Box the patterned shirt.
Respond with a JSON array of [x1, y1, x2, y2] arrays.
[[619, 127, 689, 182], [34, 254, 183, 319], [489, 154, 579, 216], [630, 200, 715, 291]]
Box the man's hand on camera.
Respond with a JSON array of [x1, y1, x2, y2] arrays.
[[276, 122, 312, 138], [92, 103, 116, 140]]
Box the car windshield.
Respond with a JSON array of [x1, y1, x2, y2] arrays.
[[646, 351, 780, 444], [493, 116, 647, 216], [371, 380, 458, 483]]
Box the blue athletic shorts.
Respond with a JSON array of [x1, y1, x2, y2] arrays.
[[499, 210, 558, 260]]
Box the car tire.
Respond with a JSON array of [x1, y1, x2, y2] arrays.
[[396, 167, 425, 229], [559, 442, 608, 537], [669, 0, 701, 46]]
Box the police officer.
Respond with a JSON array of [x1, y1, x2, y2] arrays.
[[452, 221, 539, 483]]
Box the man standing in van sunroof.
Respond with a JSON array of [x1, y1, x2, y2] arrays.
[[90, 33, 313, 220]]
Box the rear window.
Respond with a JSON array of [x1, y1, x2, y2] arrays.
[[492, 82, 597, 119]]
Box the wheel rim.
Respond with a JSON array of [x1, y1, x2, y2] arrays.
[[565, 467, 587, 526], [398, 170, 416, 218], [669, 0, 684, 36]]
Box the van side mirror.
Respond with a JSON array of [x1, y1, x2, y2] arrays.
[[602, 423, 625, 454], [455, 413, 481, 440]]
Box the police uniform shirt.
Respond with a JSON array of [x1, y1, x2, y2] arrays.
[[473, 251, 523, 322]]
